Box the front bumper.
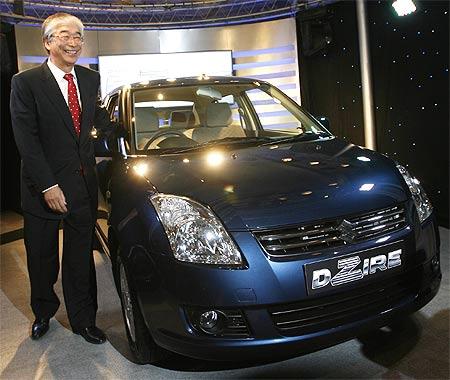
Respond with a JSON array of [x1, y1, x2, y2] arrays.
[[131, 214, 441, 361], [151, 257, 441, 360]]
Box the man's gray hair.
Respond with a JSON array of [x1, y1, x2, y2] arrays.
[[42, 12, 84, 41]]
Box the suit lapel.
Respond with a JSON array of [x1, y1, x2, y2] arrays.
[[40, 62, 79, 142]]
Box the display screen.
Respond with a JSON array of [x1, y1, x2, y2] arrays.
[[98, 51, 233, 98]]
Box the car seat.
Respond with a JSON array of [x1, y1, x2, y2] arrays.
[[185, 102, 245, 143], [134, 107, 159, 149], [170, 110, 197, 129]]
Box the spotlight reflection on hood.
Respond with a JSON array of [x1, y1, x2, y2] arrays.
[[359, 183, 374, 191], [133, 162, 149, 177], [206, 151, 224, 167]]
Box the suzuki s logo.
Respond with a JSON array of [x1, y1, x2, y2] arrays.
[[337, 219, 357, 243], [312, 249, 402, 290]]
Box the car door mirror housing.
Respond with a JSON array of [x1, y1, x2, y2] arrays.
[[93, 131, 113, 157], [93, 122, 125, 157]]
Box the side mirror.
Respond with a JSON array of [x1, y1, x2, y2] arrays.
[[93, 122, 125, 157], [93, 129, 112, 157], [316, 116, 330, 130]]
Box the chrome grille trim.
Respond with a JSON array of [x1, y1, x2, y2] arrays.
[[253, 204, 406, 258], [265, 236, 340, 251], [354, 218, 406, 235], [351, 208, 402, 224], [259, 226, 336, 241]]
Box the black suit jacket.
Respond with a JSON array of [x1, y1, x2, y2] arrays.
[[10, 62, 109, 219]]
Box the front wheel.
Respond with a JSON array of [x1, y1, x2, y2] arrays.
[[117, 255, 167, 364]]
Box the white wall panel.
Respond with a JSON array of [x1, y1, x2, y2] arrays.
[[15, 17, 301, 101], [98, 30, 160, 55]]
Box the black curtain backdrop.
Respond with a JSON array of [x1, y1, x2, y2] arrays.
[[297, 1, 449, 227], [1, 22, 21, 213]]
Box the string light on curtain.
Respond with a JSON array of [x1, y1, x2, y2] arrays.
[[392, 0, 417, 16]]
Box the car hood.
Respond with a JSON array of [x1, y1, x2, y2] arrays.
[[141, 138, 408, 230]]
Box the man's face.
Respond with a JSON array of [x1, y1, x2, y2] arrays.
[[44, 23, 83, 71]]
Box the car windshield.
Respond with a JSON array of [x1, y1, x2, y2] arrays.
[[131, 81, 332, 153]]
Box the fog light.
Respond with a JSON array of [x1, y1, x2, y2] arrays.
[[185, 307, 251, 337], [196, 309, 227, 334], [200, 310, 218, 330]]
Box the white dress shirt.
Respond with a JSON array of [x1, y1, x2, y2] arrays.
[[42, 59, 83, 193], [46, 58, 82, 109]]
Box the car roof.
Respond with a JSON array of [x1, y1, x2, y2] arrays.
[[108, 76, 265, 96]]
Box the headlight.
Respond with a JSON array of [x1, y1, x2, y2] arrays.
[[150, 194, 243, 266], [396, 164, 433, 223]]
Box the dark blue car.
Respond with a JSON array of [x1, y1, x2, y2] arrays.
[[94, 76, 441, 364]]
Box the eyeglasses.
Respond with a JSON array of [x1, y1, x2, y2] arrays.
[[51, 34, 84, 44]]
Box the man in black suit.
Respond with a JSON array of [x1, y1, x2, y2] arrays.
[[10, 13, 110, 344]]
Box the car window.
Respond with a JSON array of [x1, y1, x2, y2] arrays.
[[220, 95, 248, 131], [131, 82, 329, 152], [133, 101, 195, 149], [245, 88, 303, 131], [107, 94, 119, 122], [244, 86, 325, 136]]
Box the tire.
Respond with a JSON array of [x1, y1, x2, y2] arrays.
[[117, 255, 167, 364]]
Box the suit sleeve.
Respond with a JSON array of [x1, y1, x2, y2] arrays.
[[10, 75, 57, 192]]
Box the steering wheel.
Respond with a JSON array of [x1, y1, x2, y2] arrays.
[[142, 130, 187, 150]]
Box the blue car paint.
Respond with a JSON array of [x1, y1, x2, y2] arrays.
[[98, 136, 440, 360], [95, 78, 441, 361], [123, 138, 409, 230]]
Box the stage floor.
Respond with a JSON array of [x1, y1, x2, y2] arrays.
[[1, 211, 449, 379]]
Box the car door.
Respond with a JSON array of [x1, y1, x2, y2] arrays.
[[95, 93, 119, 246]]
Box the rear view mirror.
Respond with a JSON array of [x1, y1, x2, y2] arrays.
[[196, 86, 222, 100]]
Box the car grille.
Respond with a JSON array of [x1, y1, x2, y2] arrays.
[[268, 271, 417, 336], [215, 309, 251, 337], [253, 204, 406, 258]]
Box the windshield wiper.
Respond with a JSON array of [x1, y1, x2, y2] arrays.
[[172, 136, 272, 153], [261, 131, 330, 145]]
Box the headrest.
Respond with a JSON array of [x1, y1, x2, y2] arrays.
[[134, 107, 159, 132], [170, 111, 196, 128], [206, 103, 232, 127]]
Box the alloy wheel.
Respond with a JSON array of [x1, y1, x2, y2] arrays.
[[119, 262, 136, 343]]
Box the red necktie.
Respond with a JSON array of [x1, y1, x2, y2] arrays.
[[63, 73, 81, 136]]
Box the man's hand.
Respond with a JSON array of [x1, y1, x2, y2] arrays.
[[43, 186, 68, 213]]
